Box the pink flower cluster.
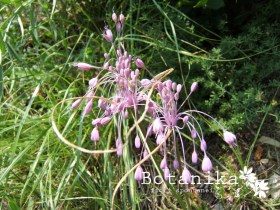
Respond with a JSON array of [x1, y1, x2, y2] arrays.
[[72, 12, 237, 184]]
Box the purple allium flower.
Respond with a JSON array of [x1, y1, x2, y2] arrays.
[[153, 118, 163, 134], [200, 138, 207, 151], [160, 157, 167, 169], [91, 127, 100, 142], [164, 167, 170, 181], [134, 165, 143, 181], [202, 154, 213, 172], [71, 98, 82, 109], [103, 28, 113, 43], [190, 82, 198, 93], [182, 167, 192, 184], [192, 149, 198, 164], [223, 130, 236, 145], [135, 135, 141, 148], [73, 62, 94, 71], [173, 159, 179, 169]]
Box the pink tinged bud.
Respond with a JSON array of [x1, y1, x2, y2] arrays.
[[173, 159, 179, 169], [84, 100, 93, 115], [124, 69, 130, 78], [104, 53, 109, 60], [109, 66, 114, 71], [176, 84, 182, 93], [135, 135, 141, 148], [112, 12, 118, 23], [119, 13, 125, 24], [157, 82, 163, 91], [202, 155, 213, 172], [183, 116, 189, 124], [140, 79, 151, 86], [223, 130, 236, 145], [86, 92, 94, 103], [143, 150, 149, 158], [147, 125, 153, 137], [91, 127, 100, 142], [182, 167, 192, 184], [98, 99, 106, 110], [153, 118, 163, 134], [125, 109, 129, 119], [89, 77, 98, 88], [191, 129, 197, 139], [100, 116, 111, 125], [103, 61, 109, 69], [134, 165, 143, 181], [135, 69, 140, 77], [174, 93, 179, 101], [190, 82, 198, 93], [73, 62, 94, 71], [200, 139, 207, 151], [160, 157, 167, 169], [116, 22, 122, 33], [117, 144, 123, 156], [192, 150, 198, 164], [92, 118, 102, 126], [135, 58, 145, 69], [103, 28, 113, 43], [166, 80, 172, 90], [172, 82, 177, 91], [71, 98, 82, 109], [164, 167, 170, 181], [117, 49, 122, 57], [156, 132, 165, 145]]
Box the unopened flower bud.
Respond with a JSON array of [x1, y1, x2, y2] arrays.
[[98, 99, 106, 110], [91, 127, 100, 142], [160, 157, 167, 169], [112, 12, 118, 23], [191, 129, 197, 139], [92, 118, 102, 126], [182, 167, 192, 184], [119, 13, 125, 24], [183, 116, 189, 124], [71, 98, 82, 109], [223, 130, 236, 145], [103, 61, 109, 69], [125, 109, 129, 119], [173, 159, 179, 169], [100, 116, 111, 125], [153, 118, 163, 134], [143, 150, 149, 158], [202, 154, 213, 172], [176, 84, 182, 93], [140, 79, 151, 86], [134, 165, 143, 181], [83, 100, 93, 115], [172, 82, 177, 91], [116, 22, 122, 33], [89, 77, 98, 88], [135, 58, 145, 69], [164, 167, 170, 181], [200, 138, 207, 151], [135, 135, 141, 148], [104, 53, 109, 60], [117, 144, 123, 156], [103, 28, 113, 43], [190, 82, 198, 93], [192, 149, 198, 164], [73, 62, 94, 71], [156, 132, 165, 145]]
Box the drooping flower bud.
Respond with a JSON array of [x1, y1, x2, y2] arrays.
[[134, 165, 143, 181], [135, 58, 145, 69], [173, 159, 179, 169], [104, 53, 109, 60], [117, 144, 123, 156], [200, 138, 207, 151], [89, 77, 98, 88], [140, 79, 151, 86], [183, 116, 189, 124], [119, 13, 125, 24], [223, 130, 236, 145], [202, 154, 213, 172], [100, 116, 111, 125], [192, 149, 198, 164], [182, 167, 192, 184], [92, 118, 102, 126], [143, 150, 149, 158], [83, 100, 93, 116], [176, 84, 182, 93], [91, 127, 100, 142], [98, 99, 106, 110], [135, 135, 141, 148], [71, 98, 82, 109], [153, 117, 163, 134], [103, 28, 113, 43], [116, 22, 122, 33], [160, 157, 167, 169], [190, 82, 198, 93], [73, 62, 94, 71], [191, 129, 197, 139], [156, 132, 165, 145], [112, 12, 118, 23], [103, 61, 109, 69], [164, 167, 170, 181]]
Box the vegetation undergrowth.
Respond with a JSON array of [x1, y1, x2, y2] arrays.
[[0, 0, 279, 209]]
